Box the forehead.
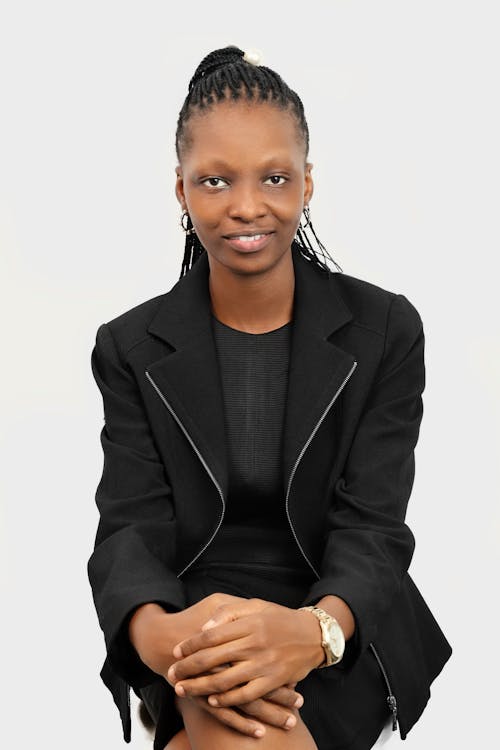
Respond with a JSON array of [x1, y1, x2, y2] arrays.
[[182, 99, 304, 166]]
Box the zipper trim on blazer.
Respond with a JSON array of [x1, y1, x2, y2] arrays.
[[145, 370, 225, 578], [284, 359, 358, 578], [369, 642, 398, 731], [145, 359, 357, 579]]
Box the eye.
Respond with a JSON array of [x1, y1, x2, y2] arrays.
[[265, 175, 288, 186], [201, 177, 228, 188]]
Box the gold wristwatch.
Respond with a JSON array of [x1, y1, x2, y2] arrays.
[[298, 605, 346, 667]]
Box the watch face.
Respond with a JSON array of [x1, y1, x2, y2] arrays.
[[327, 621, 344, 657]]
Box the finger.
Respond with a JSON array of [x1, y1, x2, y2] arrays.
[[169, 639, 249, 682], [205, 675, 276, 707], [262, 685, 304, 709], [174, 662, 252, 699], [238, 697, 299, 731], [190, 695, 267, 739], [172, 617, 252, 659]]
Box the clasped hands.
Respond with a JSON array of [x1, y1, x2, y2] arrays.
[[166, 595, 324, 733]]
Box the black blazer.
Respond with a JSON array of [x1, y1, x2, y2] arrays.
[[88, 240, 452, 744]]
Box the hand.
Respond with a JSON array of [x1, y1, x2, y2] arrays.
[[129, 594, 228, 677], [168, 597, 324, 708], [130, 594, 305, 738], [179, 665, 303, 738], [168, 597, 305, 737], [165, 595, 270, 687]]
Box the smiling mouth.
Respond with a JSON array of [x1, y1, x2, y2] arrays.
[[223, 232, 274, 241], [223, 232, 275, 252]]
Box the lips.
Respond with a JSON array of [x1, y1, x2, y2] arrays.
[[226, 233, 269, 242], [223, 232, 274, 253], [223, 230, 274, 239]]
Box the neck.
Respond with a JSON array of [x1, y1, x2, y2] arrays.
[[208, 249, 295, 334]]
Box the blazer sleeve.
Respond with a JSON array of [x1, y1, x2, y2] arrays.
[[87, 322, 187, 689], [300, 293, 424, 675]]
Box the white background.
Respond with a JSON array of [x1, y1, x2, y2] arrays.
[[1, 1, 498, 748]]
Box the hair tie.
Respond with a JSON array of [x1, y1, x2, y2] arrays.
[[243, 48, 264, 66]]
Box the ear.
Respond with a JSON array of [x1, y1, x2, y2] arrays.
[[304, 161, 314, 205], [175, 165, 187, 210]]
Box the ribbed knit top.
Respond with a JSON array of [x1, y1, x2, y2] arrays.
[[212, 313, 292, 524], [191, 313, 311, 571]]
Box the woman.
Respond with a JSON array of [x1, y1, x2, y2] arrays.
[[88, 46, 452, 750]]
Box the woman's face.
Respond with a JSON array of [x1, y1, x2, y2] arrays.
[[175, 98, 313, 275]]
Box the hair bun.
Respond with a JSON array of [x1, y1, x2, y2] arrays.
[[188, 45, 245, 92], [243, 48, 263, 66]]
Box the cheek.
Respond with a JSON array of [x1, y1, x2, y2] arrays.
[[187, 200, 221, 235], [271, 180, 304, 216], [276, 203, 303, 232], [270, 187, 305, 223]]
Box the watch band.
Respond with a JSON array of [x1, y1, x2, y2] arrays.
[[298, 605, 345, 668]]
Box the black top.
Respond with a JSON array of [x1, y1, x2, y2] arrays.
[[192, 314, 310, 571], [212, 313, 292, 526]]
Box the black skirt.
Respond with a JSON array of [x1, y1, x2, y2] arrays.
[[137, 527, 393, 750]]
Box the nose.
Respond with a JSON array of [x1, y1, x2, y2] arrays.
[[227, 182, 267, 222]]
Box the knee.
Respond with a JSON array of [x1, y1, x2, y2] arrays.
[[164, 727, 191, 750]]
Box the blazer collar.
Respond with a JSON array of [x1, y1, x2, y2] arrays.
[[146, 241, 356, 501]]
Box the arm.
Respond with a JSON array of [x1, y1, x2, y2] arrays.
[[88, 323, 303, 731], [88, 322, 186, 689], [300, 293, 425, 673]]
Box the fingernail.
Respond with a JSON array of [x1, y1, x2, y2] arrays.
[[173, 644, 183, 658], [254, 727, 265, 737], [285, 715, 296, 729], [167, 666, 176, 680], [202, 619, 216, 630], [175, 684, 185, 697], [294, 695, 303, 708], [208, 696, 219, 706]]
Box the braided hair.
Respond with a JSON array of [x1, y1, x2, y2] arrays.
[[176, 45, 343, 278]]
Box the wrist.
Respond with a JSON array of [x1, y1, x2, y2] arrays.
[[295, 609, 327, 671], [128, 602, 176, 649], [314, 595, 355, 641]]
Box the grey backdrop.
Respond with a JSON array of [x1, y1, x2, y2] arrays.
[[1, 1, 498, 748]]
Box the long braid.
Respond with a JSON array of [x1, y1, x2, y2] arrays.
[[176, 45, 342, 278]]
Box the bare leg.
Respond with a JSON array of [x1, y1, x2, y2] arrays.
[[164, 727, 191, 750], [175, 694, 318, 750]]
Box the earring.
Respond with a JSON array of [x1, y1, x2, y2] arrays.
[[180, 209, 196, 235], [295, 205, 343, 274], [180, 210, 205, 278]]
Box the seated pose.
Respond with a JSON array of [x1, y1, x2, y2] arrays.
[[87, 45, 452, 750]]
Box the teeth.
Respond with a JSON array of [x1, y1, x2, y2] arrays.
[[233, 234, 266, 241]]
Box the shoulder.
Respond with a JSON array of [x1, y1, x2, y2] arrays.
[[330, 271, 424, 339], [94, 292, 168, 357]]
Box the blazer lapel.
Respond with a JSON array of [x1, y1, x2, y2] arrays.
[[146, 241, 356, 507], [282, 245, 356, 496], [146, 251, 229, 502]]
